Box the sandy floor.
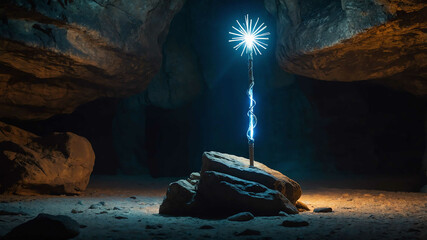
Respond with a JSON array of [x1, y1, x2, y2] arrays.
[[0, 175, 426, 240]]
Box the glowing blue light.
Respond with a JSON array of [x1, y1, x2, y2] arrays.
[[229, 15, 269, 144], [229, 14, 270, 56]]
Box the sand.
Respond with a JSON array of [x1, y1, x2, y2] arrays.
[[0, 175, 426, 240]]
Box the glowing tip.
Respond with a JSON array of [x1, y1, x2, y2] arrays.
[[228, 14, 270, 56]]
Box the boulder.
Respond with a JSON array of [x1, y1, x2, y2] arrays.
[[0, 121, 95, 195], [0, 0, 185, 120], [159, 179, 197, 216], [159, 152, 301, 217], [3, 213, 80, 240], [197, 171, 298, 216], [201, 151, 301, 204]]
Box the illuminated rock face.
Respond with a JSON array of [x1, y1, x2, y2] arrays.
[[201, 151, 302, 205], [159, 151, 300, 217], [0, 121, 95, 195], [0, 0, 185, 120], [265, 0, 427, 95]]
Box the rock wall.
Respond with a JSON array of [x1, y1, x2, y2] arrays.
[[265, 0, 427, 95], [0, 0, 185, 120]]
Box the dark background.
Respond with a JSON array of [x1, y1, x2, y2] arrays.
[[3, 0, 426, 190]]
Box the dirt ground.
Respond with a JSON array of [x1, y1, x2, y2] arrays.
[[0, 175, 426, 240]]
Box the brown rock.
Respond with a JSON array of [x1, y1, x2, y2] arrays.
[[296, 201, 310, 211], [0, 121, 95, 195], [266, 0, 427, 95], [201, 151, 301, 204], [0, 0, 185, 120]]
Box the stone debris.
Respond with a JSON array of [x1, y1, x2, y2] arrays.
[[227, 212, 254, 221], [314, 207, 333, 213]]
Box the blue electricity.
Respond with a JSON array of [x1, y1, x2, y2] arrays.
[[229, 14, 269, 143]]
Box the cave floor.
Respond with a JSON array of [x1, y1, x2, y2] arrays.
[[0, 175, 426, 240]]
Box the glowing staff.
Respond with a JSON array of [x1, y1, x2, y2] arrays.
[[229, 14, 270, 166]]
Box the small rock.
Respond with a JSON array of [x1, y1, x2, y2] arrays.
[[234, 229, 261, 236], [186, 179, 199, 185], [281, 220, 309, 227], [190, 172, 201, 180], [278, 211, 288, 216], [129, 196, 137, 200], [89, 202, 106, 209], [146, 224, 162, 229], [71, 209, 83, 214], [296, 201, 310, 211], [199, 225, 214, 229], [79, 225, 87, 229], [3, 213, 80, 239], [98, 211, 108, 214], [227, 212, 254, 221], [114, 216, 127, 220], [113, 207, 121, 210], [88, 204, 100, 209], [314, 207, 333, 213]]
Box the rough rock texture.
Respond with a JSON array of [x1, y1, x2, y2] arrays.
[[265, 0, 427, 95], [202, 151, 302, 204], [0, 0, 185, 120], [227, 212, 254, 221], [0, 121, 95, 195], [197, 171, 298, 216], [159, 151, 300, 217], [158, 179, 197, 216], [3, 213, 79, 240]]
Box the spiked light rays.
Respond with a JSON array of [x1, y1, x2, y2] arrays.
[[229, 14, 270, 56]]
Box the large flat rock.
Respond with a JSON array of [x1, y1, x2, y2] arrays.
[[0, 121, 95, 195], [201, 151, 301, 204]]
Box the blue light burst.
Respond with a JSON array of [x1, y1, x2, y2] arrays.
[[229, 14, 270, 56]]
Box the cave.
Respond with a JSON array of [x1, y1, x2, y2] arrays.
[[0, 0, 426, 239]]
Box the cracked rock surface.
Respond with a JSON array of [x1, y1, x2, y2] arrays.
[[266, 0, 427, 95], [0, 0, 185, 120]]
